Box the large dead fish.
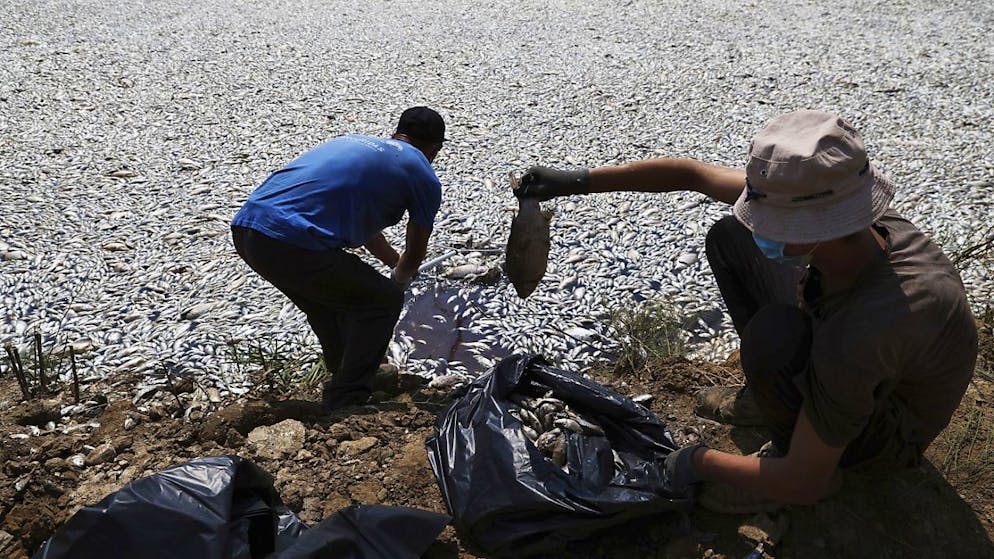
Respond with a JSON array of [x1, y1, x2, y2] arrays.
[[505, 172, 553, 298]]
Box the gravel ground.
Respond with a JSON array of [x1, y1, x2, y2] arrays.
[[1, 0, 993, 391]]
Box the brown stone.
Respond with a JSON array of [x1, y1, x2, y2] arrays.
[[393, 437, 429, 477], [371, 364, 400, 393], [84, 444, 117, 467], [247, 419, 306, 459], [397, 372, 426, 392], [348, 478, 387, 504], [327, 422, 355, 442], [338, 436, 378, 457], [322, 491, 352, 516]]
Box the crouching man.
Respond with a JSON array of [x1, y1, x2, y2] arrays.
[[231, 107, 446, 412], [516, 110, 977, 508]]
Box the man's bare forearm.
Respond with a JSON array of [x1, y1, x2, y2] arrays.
[[694, 449, 824, 505], [395, 248, 426, 277], [588, 158, 745, 205], [393, 220, 431, 282], [693, 410, 844, 504], [364, 232, 400, 268]]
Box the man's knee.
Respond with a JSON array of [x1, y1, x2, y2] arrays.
[[705, 215, 747, 263], [740, 304, 811, 383]]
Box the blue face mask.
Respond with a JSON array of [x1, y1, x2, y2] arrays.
[[752, 232, 814, 268]]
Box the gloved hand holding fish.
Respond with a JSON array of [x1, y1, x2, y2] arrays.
[[514, 165, 591, 201], [505, 172, 554, 298]]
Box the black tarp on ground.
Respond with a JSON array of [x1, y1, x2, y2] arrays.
[[426, 354, 692, 558], [32, 455, 449, 559]]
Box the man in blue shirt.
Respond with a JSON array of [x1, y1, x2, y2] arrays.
[[231, 107, 445, 412]]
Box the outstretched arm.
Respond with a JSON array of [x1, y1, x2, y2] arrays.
[[692, 408, 844, 504], [517, 159, 746, 205], [589, 158, 746, 205]]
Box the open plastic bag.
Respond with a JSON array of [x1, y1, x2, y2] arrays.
[[426, 354, 691, 558], [32, 455, 449, 559]]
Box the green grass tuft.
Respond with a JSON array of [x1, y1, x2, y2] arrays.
[[224, 338, 328, 394], [607, 297, 687, 376]]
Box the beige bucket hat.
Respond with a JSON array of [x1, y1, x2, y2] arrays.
[[732, 110, 896, 244]]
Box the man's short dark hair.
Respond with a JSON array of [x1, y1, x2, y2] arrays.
[[396, 107, 446, 144]]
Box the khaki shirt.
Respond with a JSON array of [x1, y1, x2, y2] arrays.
[[796, 210, 977, 449]]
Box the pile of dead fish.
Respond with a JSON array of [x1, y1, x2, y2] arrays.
[[507, 391, 604, 469], [2, 0, 993, 392]]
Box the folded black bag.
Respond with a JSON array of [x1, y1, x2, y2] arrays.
[[426, 354, 691, 558], [32, 455, 449, 559]]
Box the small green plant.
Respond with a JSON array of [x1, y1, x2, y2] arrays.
[[608, 297, 687, 375], [936, 398, 994, 486], [225, 338, 328, 394], [952, 225, 994, 268], [3, 331, 75, 401]]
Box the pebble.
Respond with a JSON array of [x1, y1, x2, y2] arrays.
[[85, 444, 117, 466], [247, 419, 306, 459], [338, 436, 379, 457]]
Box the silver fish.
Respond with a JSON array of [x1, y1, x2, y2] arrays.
[[505, 172, 553, 298]]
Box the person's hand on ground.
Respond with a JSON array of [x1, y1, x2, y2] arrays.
[[664, 444, 705, 493]]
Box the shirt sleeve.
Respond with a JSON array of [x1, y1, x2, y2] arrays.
[[407, 172, 442, 232]]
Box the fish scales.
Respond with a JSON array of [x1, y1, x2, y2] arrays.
[[505, 173, 553, 298]]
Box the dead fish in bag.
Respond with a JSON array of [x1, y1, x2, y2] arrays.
[[505, 172, 553, 298]]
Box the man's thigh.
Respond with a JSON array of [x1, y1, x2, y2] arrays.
[[705, 216, 803, 333], [232, 226, 402, 313], [841, 398, 921, 469]]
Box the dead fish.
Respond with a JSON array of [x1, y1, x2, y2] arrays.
[[443, 263, 488, 280], [522, 425, 539, 442], [505, 172, 553, 298], [535, 428, 567, 467], [555, 415, 604, 436]]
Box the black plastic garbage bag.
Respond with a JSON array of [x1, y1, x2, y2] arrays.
[[32, 455, 449, 559], [426, 354, 691, 558], [276, 504, 450, 559]]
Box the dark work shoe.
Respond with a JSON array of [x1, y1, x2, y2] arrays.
[[321, 387, 371, 414], [694, 385, 766, 426], [371, 364, 400, 395]]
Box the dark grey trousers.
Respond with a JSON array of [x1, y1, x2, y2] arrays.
[[705, 216, 917, 468], [232, 226, 403, 408]]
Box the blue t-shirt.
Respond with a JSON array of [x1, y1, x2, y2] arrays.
[[232, 135, 442, 250]]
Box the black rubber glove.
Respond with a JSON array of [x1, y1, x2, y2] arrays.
[[514, 165, 591, 200], [664, 444, 705, 493]]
